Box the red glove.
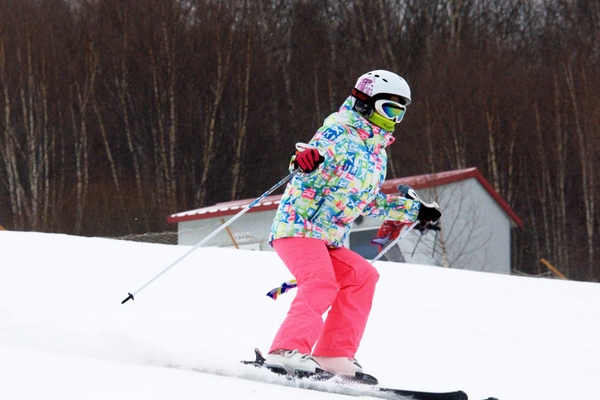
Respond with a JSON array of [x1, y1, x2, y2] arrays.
[[371, 220, 406, 251], [293, 148, 324, 173], [377, 220, 405, 240]]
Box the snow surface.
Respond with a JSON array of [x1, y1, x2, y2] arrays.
[[0, 230, 599, 400]]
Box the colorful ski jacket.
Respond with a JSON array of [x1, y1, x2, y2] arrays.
[[269, 96, 420, 248]]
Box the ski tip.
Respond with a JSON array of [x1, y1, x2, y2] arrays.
[[254, 348, 266, 364], [121, 292, 134, 304], [242, 348, 266, 366]]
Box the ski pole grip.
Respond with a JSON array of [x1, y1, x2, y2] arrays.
[[121, 292, 134, 304]]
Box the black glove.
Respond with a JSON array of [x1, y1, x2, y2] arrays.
[[293, 148, 324, 173], [415, 221, 441, 235], [417, 203, 441, 226]]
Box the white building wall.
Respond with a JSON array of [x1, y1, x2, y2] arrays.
[[178, 178, 513, 273], [415, 179, 511, 273], [344, 178, 512, 273], [178, 211, 274, 251]]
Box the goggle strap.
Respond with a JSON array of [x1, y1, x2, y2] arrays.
[[351, 88, 372, 103]]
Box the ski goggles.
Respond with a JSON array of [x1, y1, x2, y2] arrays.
[[374, 99, 406, 123]]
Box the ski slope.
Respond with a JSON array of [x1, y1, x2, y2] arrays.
[[0, 230, 598, 400]]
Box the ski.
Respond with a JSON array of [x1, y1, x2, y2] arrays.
[[242, 347, 339, 381], [378, 387, 468, 400], [242, 348, 480, 400]]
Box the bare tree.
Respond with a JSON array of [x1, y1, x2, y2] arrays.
[[230, 3, 252, 200], [69, 40, 97, 234], [0, 3, 55, 231], [0, 36, 23, 228], [564, 60, 596, 276], [194, 1, 234, 207]]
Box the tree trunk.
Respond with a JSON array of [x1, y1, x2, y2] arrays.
[[565, 62, 595, 278], [231, 32, 251, 200], [70, 45, 97, 234], [197, 8, 233, 206]]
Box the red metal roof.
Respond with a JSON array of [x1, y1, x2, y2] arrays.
[[167, 194, 283, 224], [167, 167, 523, 228]]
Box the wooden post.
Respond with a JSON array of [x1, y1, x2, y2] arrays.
[[540, 258, 567, 280], [222, 218, 239, 249]]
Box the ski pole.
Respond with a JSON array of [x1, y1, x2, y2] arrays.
[[411, 234, 423, 257], [432, 230, 439, 258], [121, 170, 298, 304], [371, 221, 419, 263]]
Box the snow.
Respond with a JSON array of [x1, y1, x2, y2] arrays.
[[0, 230, 599, 400]]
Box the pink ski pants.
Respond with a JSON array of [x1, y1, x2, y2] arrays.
[[269, 237, 380, 357]]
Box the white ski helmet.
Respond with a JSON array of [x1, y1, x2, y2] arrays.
[[351, 70, 411, 117]]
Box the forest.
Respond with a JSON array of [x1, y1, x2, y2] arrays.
[[0, 0, 599, 281]]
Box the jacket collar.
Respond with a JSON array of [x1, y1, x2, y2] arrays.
[[322, 96, 395, 152]]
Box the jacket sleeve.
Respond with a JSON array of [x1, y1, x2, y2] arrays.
[[362, 193, 421, 222], [288, 125, 349, 185]]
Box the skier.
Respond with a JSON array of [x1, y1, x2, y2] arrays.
[[265, 70, 441, 378]]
